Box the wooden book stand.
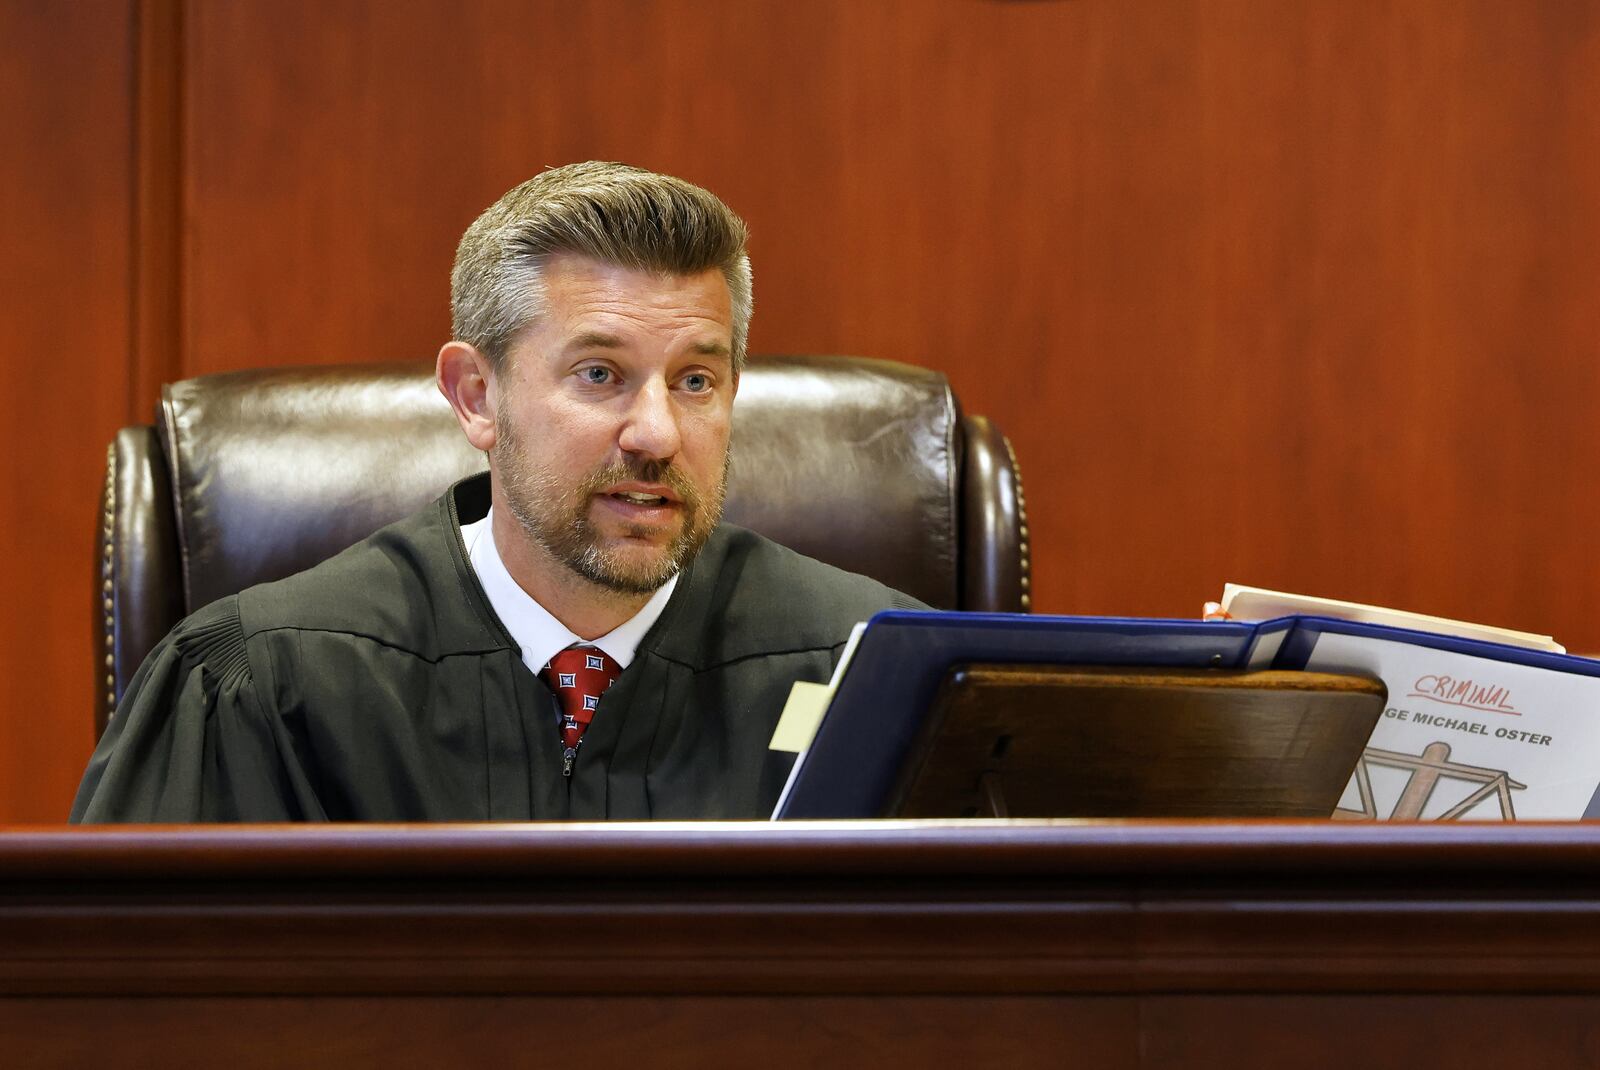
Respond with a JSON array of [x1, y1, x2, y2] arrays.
[[890, 665, 1386, 818]]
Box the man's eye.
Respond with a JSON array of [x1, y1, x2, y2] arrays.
[[681, 373, 710, 392], [580, 367, 611, 385]]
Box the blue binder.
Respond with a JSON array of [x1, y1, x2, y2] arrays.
[[772, 610, 1600, 820]]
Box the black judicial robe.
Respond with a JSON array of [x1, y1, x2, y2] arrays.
[[71, 476, 922, 822]]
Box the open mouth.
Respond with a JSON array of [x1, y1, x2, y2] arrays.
[[608, 490, 672, 507]]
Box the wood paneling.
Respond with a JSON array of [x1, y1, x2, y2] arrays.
[[0, 996, 1133, 1070], [0, 2, 136, 821], [7, 823, 1600, 1065], [11, 821, 1600, 992], [12, 996, 1600, 1070], [179, 0, 1600, 635], [7, 1, 1600, 821], [132, 0, 185, 409]]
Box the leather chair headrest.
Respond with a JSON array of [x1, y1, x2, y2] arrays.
[[159, 355, 962, 612]]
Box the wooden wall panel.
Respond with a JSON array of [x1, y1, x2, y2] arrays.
[[0, 2, 136, 821], [5, 0, 1600, 823], [180, 0, 1600, 645]]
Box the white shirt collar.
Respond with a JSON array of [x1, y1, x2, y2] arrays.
[[460, 507, 678, 675]]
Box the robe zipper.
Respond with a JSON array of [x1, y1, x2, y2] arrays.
[[562, 746, 577, 778]]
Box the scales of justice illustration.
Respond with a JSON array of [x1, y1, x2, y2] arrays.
[[1335, 741, 1526, 821]]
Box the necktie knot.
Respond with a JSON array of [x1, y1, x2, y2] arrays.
[[540, 645, 622, 766]]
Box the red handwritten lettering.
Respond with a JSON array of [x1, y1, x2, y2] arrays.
[[1408, 673, 1519, 716]]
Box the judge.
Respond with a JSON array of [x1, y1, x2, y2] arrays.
[[72, 162, 920, 822]]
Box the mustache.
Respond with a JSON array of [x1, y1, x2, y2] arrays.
[[578, 457, 699, 503]]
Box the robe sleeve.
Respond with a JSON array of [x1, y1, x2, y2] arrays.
[[70, 598, 326, 823]]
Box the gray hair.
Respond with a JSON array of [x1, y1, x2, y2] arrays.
[[451, 161, 753, 371]]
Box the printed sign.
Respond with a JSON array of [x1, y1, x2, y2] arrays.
[[1305, 634, 1600, 820]]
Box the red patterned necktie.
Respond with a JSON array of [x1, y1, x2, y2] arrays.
[[540, 645, 622, 777]]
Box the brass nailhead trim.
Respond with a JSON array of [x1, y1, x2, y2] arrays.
[[101, 443, 117, 718], [1003, 436, 1031, 611]]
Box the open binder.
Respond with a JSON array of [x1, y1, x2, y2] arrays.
[[772, 611, 1600, 820]]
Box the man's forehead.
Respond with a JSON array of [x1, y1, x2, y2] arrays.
[[539, 259, 733, 347]]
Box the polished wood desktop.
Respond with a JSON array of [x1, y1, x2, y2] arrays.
[[4, 822, 1600, 1067]]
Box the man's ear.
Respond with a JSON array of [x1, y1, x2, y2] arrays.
[[436, 341, 497, 452]]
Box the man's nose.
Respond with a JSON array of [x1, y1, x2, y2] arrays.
[[617, 378, 682, 460]]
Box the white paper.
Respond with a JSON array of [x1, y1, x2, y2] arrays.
[[1224, 583, 1563, 653], [1305, 633, 1600, 820], [769, 621, 870, 818]]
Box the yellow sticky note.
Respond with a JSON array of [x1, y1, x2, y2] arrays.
[[769, 681, 833, 753]]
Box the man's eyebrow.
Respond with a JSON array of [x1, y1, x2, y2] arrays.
[[564, 331, 626, 351], [560, 333, 731, 359]]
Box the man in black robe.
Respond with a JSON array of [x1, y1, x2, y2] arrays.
[[72, 162, 920, 822]]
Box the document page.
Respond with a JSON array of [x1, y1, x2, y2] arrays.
[[1222, 583, 1564, 653], [768, 621, 869, 818], [1305, 633, 1600, 819]]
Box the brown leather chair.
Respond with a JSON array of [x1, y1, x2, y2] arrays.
[[93, 355, 1030, 735]]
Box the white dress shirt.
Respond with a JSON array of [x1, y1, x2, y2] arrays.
[[459, 507, 677, 677]]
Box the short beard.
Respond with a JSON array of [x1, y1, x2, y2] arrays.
[[495, 416, 728, 595]]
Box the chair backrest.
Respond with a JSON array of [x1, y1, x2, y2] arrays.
[[95, 355, 1029, 734]]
